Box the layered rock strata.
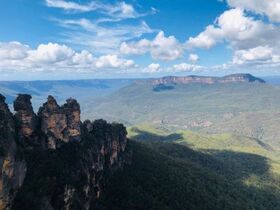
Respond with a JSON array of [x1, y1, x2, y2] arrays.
[[152, 73, 265, 85]]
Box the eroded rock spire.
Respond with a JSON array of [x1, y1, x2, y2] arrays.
[[13, 94, 39, 146], [38, 95, 81, 149]]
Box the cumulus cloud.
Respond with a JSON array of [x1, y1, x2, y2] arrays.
[[0, 42, 30, 60], [120, 31, 184, 61], [186, 25, 223, 49], [186, 7, 280, 68], [0, 41, 136, 72], [151, 31, 184, 60], [186, 8, 269, 49], [172, 63, 203, 72], [72, 50, 94, 65], [232, 46, 280, 65], [143, 63, 161, 73], [141, 62, 203, 73], [95, 54, 135, 68], [226, 0, 280, 22], [120, 39, 150, 55], [28, 43, 75, 64], [189, 54, 199, 63]]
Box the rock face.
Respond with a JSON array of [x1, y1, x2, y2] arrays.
[[62, 98, 81, 142], [0, 95, 26, 210], [38, 96, 81, 149], [13, 94, 39, 146], [152, 73, 265, 86], [0, 94, 131, 210]]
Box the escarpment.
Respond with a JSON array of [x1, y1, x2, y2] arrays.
[[0, 95, 26, 210], [152, 73, 265, 86], [0, 94, 131, 210]]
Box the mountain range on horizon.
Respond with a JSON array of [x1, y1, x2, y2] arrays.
[[0, 73, 268, 102]]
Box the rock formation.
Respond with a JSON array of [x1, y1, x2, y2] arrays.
[[38, 96, 81, 149], [0, 94, 131, 210], [152, 73, 265, 86], [13, 94, 39, 146], [0, 95, 26, 210], [62, 98, 81, 142]]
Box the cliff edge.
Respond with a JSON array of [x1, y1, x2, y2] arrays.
[[0, 94, 131, 210], [152, 73, 265, 85]]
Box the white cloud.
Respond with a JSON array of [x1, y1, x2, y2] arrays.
[[46, 0, 153, 21], [95, 54, 135, 69], [57, 18, 155, 54], [186, 8, 268, 50], [28, 43, 74, 64], [217, 8, 266, 44], [31, 0, 280, 74], [226, 0, 280, 22], [0, 41, 136, 72], [141, 62, 204, 73], [144, 63, 161, 73], [185, 7, 280, 69], [186, 25, 223, 49], [120, 39, 151, 55], [0, 42, 30, 60], [71, 50, 94, 65], [189, 54, 199, 63], [151, 31, 184, 60], [45, 0, 96, 12], [232, 46, 280, 65], [115, 2, 137, 19], [47, 0, 157, 54], [120, 31, 184, 61], [172, 63, 203, 72]]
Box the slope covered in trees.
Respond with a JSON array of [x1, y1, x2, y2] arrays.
[[100, 141, 280, 210]]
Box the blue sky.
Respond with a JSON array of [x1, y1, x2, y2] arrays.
[[0, 0, 280, 80]]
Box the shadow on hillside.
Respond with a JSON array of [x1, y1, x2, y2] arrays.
[[208, 149, 270, 178], [147, 141, 280, 209], [130, 127, 184, 142], [145, 141, 270, 181], [129, 129, 273, 181], [102, 140, 280, 210]]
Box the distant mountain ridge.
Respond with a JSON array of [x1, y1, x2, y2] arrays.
[[0, 79, 134, 111], [151, 73, 266, 85]]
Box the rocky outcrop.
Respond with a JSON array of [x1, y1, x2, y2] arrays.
[[38, 96, 81, 149], [84, 119, 129, 169], [0, 95, 26, 210], [152, 73, 265, 86], [62, 98, 81, 142], [13, 94, 39, 146], [0, 94, 131, 210], [38, 95, 67, 149]]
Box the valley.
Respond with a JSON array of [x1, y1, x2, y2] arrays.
[[3, 0, 280, 209], [2, 74, 280, 209]]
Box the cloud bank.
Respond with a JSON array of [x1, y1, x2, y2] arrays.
[[0, 42, 136, 72]]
